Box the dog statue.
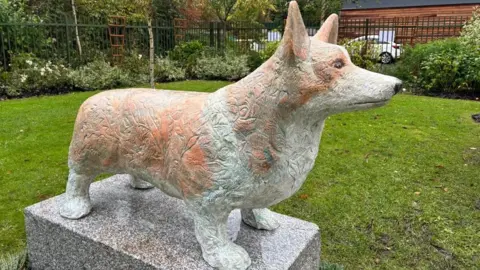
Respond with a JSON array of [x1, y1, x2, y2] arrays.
[[60, 1, 402, 269]]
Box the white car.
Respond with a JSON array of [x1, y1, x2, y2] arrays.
[[349, 35, 402, 64]]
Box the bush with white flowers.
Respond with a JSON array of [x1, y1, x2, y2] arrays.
[[6, 54, 72, 97], [69, 59, 135, 91], [193, 51, 250, 81]]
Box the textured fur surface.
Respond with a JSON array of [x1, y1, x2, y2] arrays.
[[60, 2, 402, 269]]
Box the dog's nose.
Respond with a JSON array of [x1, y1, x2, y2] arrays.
[[394, 81, 403, 95]]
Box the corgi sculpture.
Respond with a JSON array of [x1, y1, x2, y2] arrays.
[[60, 1, 402, 269]]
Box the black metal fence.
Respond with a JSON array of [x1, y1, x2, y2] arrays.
[[339, 16, 469, 45], [0, 17, 175, 69], [0, 15, 469, 69]]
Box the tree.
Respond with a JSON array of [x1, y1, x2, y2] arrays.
[[71, 0, 82, 56], [230, 0, 276, 22], [133, 0, 155, 89], [270, 0, 360, 28], [207, 0, 236, 23]]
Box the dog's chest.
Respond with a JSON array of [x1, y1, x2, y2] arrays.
[[282, 125, 322, 190], [250, 121, 325, 205]]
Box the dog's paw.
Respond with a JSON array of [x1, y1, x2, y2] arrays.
[[59, 196, 92, 219], [202, 242, 251, 270], [241, 208, 280, 230]]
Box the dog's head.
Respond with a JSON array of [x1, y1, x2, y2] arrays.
[[270, 1, 402, 116]]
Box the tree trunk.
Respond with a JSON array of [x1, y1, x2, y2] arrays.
[[71, 0, 82, 56], [147, 17, 155, 89]]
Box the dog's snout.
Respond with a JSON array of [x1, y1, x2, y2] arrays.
[[394, 81, 403, 95]]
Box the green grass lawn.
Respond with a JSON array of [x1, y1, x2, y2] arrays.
[[1, 80, 479, 269]]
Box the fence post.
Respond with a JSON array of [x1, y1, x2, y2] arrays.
[[216, 22, 222, 49], [209, 22, 214, 47], [65, 15, 71, 63], [0, 30, 6, 70], [361, 18, 370, 60], [155, 20, 159, 55], [364, 18, 369, 39]]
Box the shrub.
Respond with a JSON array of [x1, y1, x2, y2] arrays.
[[0, 68, 8, 97], [340, 39, 378, 71], [6, 53, 72, 97], [394, 38, 480, 94], [420, 47, 480, 93], [396, 39, 461, 81], [69, 59, 134, 91], [247, 50, 263, 71], [168, 41, 205, 75], [120, 52, 150, 83], [259, 41, 280, 62], [460, 6, 480, 48], [155, 57, 186, 82], [193, 52, 250, 81]]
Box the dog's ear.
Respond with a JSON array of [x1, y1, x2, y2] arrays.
[[314, 14, 339, 44], [279, 1, 309, 61]]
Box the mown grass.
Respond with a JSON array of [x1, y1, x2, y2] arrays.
[[0, 80, 479, 269]]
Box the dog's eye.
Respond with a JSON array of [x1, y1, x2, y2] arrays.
[[333, 59, 345, 69]]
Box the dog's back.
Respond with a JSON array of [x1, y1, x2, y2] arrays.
[[68, 89, 213, 198]]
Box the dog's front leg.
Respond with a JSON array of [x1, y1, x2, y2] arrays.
[[127, 175, 154, 189], [241, 208, 279, 230], [188, 204, 251, 270]]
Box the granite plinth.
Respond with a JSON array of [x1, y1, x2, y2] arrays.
[[25, 175, 320, 270]]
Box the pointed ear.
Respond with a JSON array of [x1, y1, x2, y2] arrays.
[[314, 14, 339, 44], [279, 1, 310, 61]]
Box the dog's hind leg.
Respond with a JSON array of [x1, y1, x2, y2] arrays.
[[128, 175, 154, 189], [59, 168, 94, 219], [188, 204, 251, 270], [241, 208, 279, 230]]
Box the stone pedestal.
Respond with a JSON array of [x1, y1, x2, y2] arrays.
[[25, 175, 320, 269]]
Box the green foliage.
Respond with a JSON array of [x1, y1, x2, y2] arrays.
[[340, 39, 378, 71], [229, 0, 277, 22], [460, 6, 480, 48], [120, 52, 150, 82], [420, 49, 480, 93], [259, 41, 280, 62], [69, 59, 135, 91], [155, 57, 186, 82], [394, 38, 480, 94], [245, 41, 279, 71], [76, 0, 147, 21], [271, 0, 345, 28], [0, 249, 27, 270], [193, 51, 250, 81], [0, 0, 41, 23], [247, 50, 263, 71], [207, 0, 237, 21], [0, 1, 50, 66], [6, 53, 72, 97], [22, 0, 71, 22], [168, 41, 206, 76], [0, 67, 9, 97]]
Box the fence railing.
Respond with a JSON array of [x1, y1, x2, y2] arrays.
[[0, 19, 175, 69], [339, 16, 469, 45], [0, 15, 469, 69]]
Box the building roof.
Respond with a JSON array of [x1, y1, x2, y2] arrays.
[[343, 0, 480, 10]]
